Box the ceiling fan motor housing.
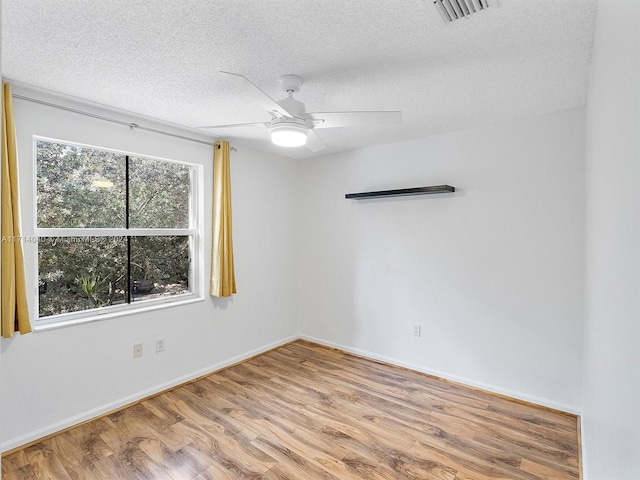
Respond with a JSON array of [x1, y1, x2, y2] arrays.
[[270, 116, 308, 133], [277, 96, 307, 120]]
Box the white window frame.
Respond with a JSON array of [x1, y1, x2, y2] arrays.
[[33, 136, 203, 328]]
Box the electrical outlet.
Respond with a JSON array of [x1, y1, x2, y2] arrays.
[[133, 343, 143, 358], [156, 338, 165, 353], [413, 325, 422, 337]]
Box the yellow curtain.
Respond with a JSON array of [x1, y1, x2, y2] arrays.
[[210, 141, 237, 297], [1, 83, 32, 337]]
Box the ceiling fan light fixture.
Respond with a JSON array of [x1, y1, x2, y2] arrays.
[[269, 122, 309, 147]]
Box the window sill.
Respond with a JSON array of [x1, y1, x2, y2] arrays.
[[33, 294, 204, 332]]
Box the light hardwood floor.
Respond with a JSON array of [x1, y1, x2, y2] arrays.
[[2, 340, 580, 479]]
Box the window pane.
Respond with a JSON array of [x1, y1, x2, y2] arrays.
[[36, 140, 126, 228], [130, 236, 190, 302], [38, 237, 127, 317], [129, 157, 191, 228]]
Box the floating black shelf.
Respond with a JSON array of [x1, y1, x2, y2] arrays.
[[345, 185, 455, 199]]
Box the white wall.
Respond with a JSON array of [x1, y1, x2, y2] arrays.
[[582, 0, 640, 478], [0, 90, 298, 451], [295, 108, 586, 412]]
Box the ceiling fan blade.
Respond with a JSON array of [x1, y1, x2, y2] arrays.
[[220, 71, 294, 119], [305, 130, 326, 152], [198, 122, 269, 129], [308, 111, 402, 129]]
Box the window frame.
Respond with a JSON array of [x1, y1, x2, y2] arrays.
[[33, 136, 203, 328]]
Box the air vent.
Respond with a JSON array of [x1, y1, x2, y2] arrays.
[[434, 0, 489, 23]]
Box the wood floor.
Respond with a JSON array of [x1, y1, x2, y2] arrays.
[[2, 340, 580, 480]]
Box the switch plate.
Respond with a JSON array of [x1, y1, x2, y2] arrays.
[[156, 338, 165, 353], [133, 343, 143, 358], [413, 325, 421, 337]]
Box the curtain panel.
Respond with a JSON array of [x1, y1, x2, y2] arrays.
[[210, 140, 236, 297], [1, 83, 32, 337]]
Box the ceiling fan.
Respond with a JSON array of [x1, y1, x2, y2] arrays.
[[199, 71, 402, 152]]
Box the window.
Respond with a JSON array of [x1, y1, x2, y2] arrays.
[[35, 138, 199, 324]]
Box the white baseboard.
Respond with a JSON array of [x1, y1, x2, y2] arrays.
[[300, 334, 582, 416], [0, 335, 298, 453], [579, 415, 587, 479]]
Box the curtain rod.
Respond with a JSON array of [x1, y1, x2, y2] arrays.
[[12, 93, 236, 151]]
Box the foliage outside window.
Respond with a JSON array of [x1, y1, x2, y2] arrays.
[[35, 139, 197, 323]]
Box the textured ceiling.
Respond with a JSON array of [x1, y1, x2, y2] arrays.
[[2, 0, 597, 159]]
